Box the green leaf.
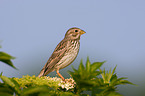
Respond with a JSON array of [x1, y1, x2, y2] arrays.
[[100, 66, 118, 84], [0, 72, 3, 76], [110, 74, 118, 86], [0, 87, 13, 95], [0, 76, 15, 88], [0, 92, 12, 96], [10, 78, 21, 94], [21, 86, 51, 95], [100, 68, 107, 83], [112, 65, 117, 76], [78, 59, 85, 75], [0, 52, 15, 60], [0, 75, 21, 95], [86, 57, 91, 73], [116, 79, 136, 85], [110, 74, 117, 82], [0, 60, 17, 69], [107, 92, 122, 96], [90, 61, 105, 72], [0, 52, 17, 69], [71, 65, 78, 73]]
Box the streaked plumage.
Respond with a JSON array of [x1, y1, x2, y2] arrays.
[[38, 27, 85, 81]]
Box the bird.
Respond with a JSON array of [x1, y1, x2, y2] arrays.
[[38, 27, 85, 81]]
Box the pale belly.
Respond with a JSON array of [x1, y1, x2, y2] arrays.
[[55, 41, 79, 69]]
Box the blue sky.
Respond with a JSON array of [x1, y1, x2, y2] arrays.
[[0, 0, 145, 96]]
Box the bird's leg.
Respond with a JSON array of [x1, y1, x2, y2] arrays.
[[56, 69, 65, 81]]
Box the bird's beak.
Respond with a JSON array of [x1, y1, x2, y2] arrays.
[[80, 30, 86, 35]]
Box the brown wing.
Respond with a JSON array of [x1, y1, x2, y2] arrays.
[[38, 39, 68, 77]]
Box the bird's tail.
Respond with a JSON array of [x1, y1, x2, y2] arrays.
[[38, 68, 45, 77]]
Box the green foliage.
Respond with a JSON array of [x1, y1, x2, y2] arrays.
[[0, 57, 135, 96], [69, 57, 134, 96], [68, 58, 104, 93], [13, 75, 61, 89], [0, 75, 21, 96], [100, 67, 134, 87], [0, 45, 17, 69], [0, 75, 77, 96]]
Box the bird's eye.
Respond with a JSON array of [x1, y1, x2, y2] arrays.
[[75, 30, 78, 32]]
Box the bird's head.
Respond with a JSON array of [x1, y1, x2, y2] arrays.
[[65, 27, 86, 40]]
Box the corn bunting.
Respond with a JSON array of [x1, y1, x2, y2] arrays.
[[38, 27, 85, 81]]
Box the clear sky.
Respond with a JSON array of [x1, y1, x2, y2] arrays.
[[0, 0, 145, 96]]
